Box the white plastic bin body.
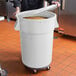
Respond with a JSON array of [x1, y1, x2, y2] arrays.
[[21, 29, 54, 68], [17, 11, 59, 69]]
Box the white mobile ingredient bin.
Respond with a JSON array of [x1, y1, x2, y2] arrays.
[[15, 5, 59, 73]]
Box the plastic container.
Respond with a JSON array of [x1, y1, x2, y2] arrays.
[[15, 5, 59, 73]]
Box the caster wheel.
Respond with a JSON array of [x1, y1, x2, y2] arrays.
[[46, 66, 50, 70], [33, 69, 38, 74]]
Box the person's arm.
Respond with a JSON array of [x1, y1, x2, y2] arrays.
[[13, 0, 21, 14]]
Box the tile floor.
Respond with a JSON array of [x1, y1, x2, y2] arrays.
[[0, 20, 76, 76]]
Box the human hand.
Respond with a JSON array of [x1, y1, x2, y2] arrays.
[[52, 1, 60, 7], [13, 7, 20, 16]]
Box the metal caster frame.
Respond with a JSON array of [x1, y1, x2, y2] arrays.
[[46, 66, 51, 70], [33, 69, 38, 74]]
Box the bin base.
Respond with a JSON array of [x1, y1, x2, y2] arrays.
[[23, 64, 51, 74]]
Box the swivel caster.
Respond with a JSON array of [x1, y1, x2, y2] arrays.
[[46, 66, 51, 70], [33, 69, 38, 74]]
